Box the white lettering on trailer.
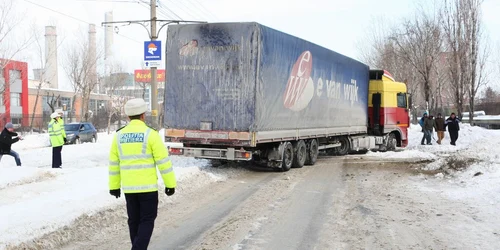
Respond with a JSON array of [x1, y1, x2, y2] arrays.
[[297, 51, 311, 77], [316, 78, 323, 97], [326, 80, 342, 100], [343, 79, 359, 105]]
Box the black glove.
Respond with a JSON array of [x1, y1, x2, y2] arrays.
[[63, 137, 67, 143], [165, 187, 175, 196], [110, 189, 120, 198]]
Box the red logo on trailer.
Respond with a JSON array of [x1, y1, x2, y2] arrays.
[[283, 51, 315, 111]]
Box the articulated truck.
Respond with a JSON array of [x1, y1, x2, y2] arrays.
[[164, 22, 409, 171]]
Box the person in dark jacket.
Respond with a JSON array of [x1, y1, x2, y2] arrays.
[[421, 113, 435, 145], [434, 113, 446, 145], [445, 113, 460, 146], [0, 122, 23, 166]]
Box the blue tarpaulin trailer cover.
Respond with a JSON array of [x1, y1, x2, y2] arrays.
[[164, 22, 369, 134]]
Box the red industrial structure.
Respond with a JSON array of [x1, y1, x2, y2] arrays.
[[0, 59, 29, 128]]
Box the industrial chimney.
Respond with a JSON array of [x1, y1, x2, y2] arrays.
[[89, 24, 97, 93], [45, 26, 58, 89], [104, 11, 114, 60]]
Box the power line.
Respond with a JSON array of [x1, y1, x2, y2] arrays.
[[24, 0, 142, 44], [187, 0, 218, 21], [179, 0, 208, 21], [157, 1, 183, 20], [165, 0, 204, 21]]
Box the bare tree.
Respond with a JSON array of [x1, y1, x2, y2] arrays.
[[391, 10, 442, 114], [46, 92, 60, 113], [64, 28, 103, 122], [442, 0, 487, 123], [104, 63, 129, 133], [0, 0, 33, 97], [482, 86, 499, 103]]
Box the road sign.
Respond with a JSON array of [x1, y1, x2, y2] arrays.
[[143, 61, 162, 68], [144, 41, 162, 61]]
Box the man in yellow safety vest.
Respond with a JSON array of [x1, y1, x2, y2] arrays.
[[108, 98, 176, 250], [49, 112, 66, 168]]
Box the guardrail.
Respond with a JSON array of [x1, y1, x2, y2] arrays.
[[461, 116, 500, 129]]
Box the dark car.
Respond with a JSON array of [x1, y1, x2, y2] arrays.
[[64, 122, 98, 144]]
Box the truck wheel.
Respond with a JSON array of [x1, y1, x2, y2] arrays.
[[305, 139, 319, 165], [292, 140, 306, 168], [387, 133, 397, 151], [280, 142, 293, 172], [336, 136, 350, 156]]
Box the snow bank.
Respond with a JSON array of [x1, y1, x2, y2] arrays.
[[0, 132, 240, 249], [368, 124, 500, 162], [12, 133, 51, 150]]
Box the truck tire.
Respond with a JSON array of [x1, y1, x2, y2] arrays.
[[387, 133, 397, 151], [336, 136, 350, 156], [305, 139, 319, 165], [292, 140, 307, 168], [280, 142, 294, 172]]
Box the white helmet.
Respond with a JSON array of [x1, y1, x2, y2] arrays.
[[124, 98, 148, 116], [50, 112, 61, 119]]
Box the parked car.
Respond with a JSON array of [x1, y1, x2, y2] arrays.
[[64, 122, 98, 144]]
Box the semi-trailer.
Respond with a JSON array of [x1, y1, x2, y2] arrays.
[[164, 22, 409, 171]]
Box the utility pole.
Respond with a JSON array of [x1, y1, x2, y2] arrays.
[[101, 4, 205, 130], [150, 0, 159, 128]]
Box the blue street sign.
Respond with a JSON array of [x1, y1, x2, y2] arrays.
[[144, 41, 162, 61]]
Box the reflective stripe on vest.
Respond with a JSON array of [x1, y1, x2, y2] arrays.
[[160, 168, 173, 175], [109, 170, 120, 175], [122, 184, 157, 192], [120, 163, 155, 170], [156, 157, 171, 165]]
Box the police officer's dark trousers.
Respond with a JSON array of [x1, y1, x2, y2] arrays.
[[125, 191, 158, 250], [52, 146, 62, 168]]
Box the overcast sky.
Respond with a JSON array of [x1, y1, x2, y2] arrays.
[[10, 0, 500, 91]]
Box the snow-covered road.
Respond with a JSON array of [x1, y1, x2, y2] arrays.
[[1, 124, 500, 249]]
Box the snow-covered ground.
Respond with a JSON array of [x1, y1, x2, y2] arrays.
[[2, 124, 500, 249], [0, 132, 241, 249], [368, 123, 500, 161], [369, 124, 500, 231]]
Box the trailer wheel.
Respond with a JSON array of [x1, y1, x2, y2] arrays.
[[280, 142, 294, 172], [336, 136, 350, 156], [292, 140, 307, 168], [305, 139, 319, 165]]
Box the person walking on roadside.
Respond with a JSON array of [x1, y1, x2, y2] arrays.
[[419, 112, 427, 144], [420, 112, 434, 145], [0, 122, 23, 166], [108, 98, 176, 250], [424, 114, 435, 145], [49, 112, 66, 168], [446, 112, 460, 146], [434, 113, 446, 145]]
